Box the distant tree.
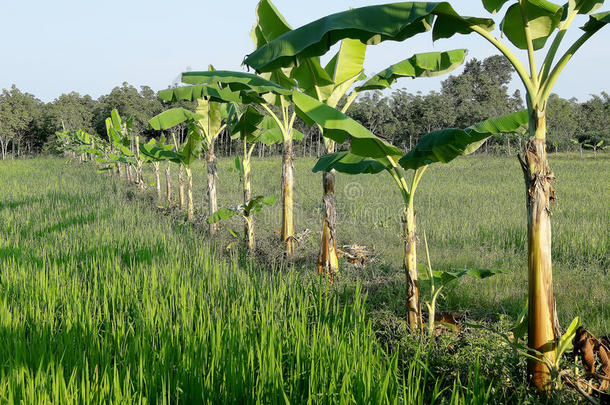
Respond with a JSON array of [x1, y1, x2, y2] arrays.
[[546, 94, 579, 152], [43, 92, 98, 138], [411, 91, 456, 137], [441, 55, 523, 128], [95, 82, 164, 139], [0, 85, 42, 159], [576, 92, 610, 142], [348, 91, 398, 144], [578, 91, 610, 135]]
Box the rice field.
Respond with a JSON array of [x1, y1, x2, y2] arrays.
[[0, 155, 608, 403]]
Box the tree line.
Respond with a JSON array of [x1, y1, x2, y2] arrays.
[[1, 55, 608, 160]]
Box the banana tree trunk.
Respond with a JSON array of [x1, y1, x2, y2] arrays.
[[206, 144, 219, 235], [135, 136, 144, 190], [0, 138, 6, 160], [153, 162, 161, 201], [318, 169, 338, 279], [281, 138, 295, 255], [520, 108, 558, 391], [403, 206, 421, 331], [117, 162, 123, 178], [165, 162, 172, 205], [178, 164, 185, 211], [243, 157, 255, 252], [125, 163, 132, 183], [185, 167, 194, 221]]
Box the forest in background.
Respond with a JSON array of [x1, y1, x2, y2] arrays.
[[1, 55, 608, 160]]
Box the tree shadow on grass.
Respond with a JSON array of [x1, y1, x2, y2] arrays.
[[0, 196, 44, 212], [0, 320, 208, 403]]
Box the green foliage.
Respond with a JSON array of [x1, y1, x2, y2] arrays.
[[95, 82, 164, 138], [244, 3, 494, 72], [139, 136, 175, 163], [357, 49, 468, 91], [500, 0, 563, 50], [208, 195, 278, 225], [293, 91, 402, 160], [420, 231, 506, 336], [312, 151, 388, 175], [399, 110, 529, 170], [181, 70, 291, 97], [0, 159, 409, 403], [148, 107, 204, 131], [0, 85, 43, 158]]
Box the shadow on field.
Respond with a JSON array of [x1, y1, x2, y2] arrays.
[[0, 196, 44, 212], [0, 191, 98, 213], [0, 242, 166, 270], [0, 321, 207, 403], [0, 245, 44, 267]]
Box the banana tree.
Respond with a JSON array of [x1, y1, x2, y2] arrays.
[[157, 78, 231, 233], [139, 136, 174, 202], [249, 0, 471, 273], [295, 43, 467, 278], [105, 109, 140, 186], [215, 105, 285, 251], [149, 108, 211, 221], [176, 71, 304, 253], [296, 91, 528, 331], [56, 128, 96, 162], [244, 1, 609, 389], [248, 0, 313, 255]]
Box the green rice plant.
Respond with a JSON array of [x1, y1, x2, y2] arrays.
[[0, 158, 422, 404]]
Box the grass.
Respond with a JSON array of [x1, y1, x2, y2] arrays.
[[206, 153, 609, 333], [0, 154, 607, 403]]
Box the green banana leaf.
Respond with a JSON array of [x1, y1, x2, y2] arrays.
[[481, 0, 511, 13], [195, 98, 223, 142], [319, 39, 368, 108], [419, 267, 507, 284], [485, 0, 605, 49], [229, 106, 266, 141], [356, 49, 468, 91], [329, 39, 368, 86], [399, 110, 529, 170], [244, 195, 278, 216], [140, 139, 176, 163], [178, 120, 204, 166], [244, 2, 494, 72], [582, 10, 610, 31], [292, 91, 402, 159], [251, 0, 298, 99], [251, 0, 292, 48], [289, 57, 334, 98], [207, 208, 239, 224], [181, 71, 291, 97], [312, 151, 389, 175], [570, 0, 604, 15], [158, 84, 249, 104], [110, 109, 122, 131], [500, 0, 563, 50], [148, 108, 205, 131]]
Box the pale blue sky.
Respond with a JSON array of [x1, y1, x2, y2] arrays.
[[1, 1, 608, 102]]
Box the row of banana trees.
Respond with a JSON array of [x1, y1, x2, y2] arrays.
[[57, 0, 607, 392]]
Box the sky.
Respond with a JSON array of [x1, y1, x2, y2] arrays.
[[0, 0, 608, 103]]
